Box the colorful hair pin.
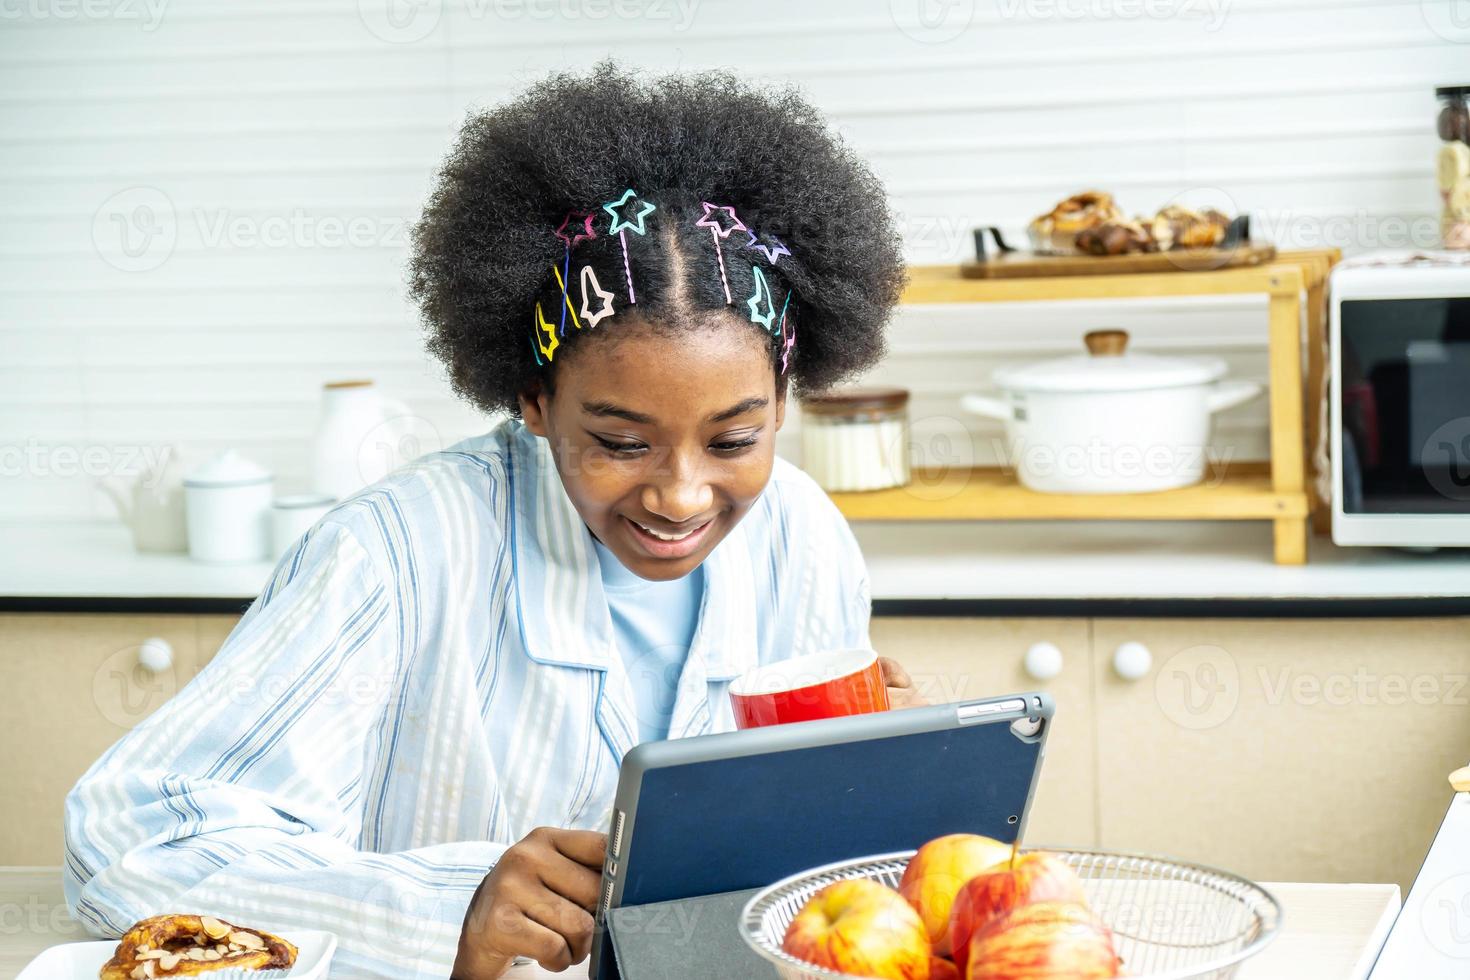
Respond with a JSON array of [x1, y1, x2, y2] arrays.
[[553, 211, 596, 336], [579, 264, 615, 328], [554, 211, 597, 248], [551, 262, 581, 333], [778, 292, 795, 375], [744, 229, 790, 265], [603, 189, 656, 304], [747, 265, 776, 331], [695, 202, 749, 304], [531, 301, 559, 365]]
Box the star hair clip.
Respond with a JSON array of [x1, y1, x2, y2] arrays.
[[695, 202, 748, 304], [603, 189, 656, 304], [744, 229, 790, 265]]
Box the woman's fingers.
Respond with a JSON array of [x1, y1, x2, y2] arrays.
[[551, 828, 609, 870], [879, 656, 930, 708], [503, 906, 581, 972], [454, 827, 610, 978], [879, 655, 912, 689], [538, 844, 604, 912], [522, 887, 599, 966]]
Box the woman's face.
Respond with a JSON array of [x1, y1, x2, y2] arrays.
[[520, 319, 786, 581]]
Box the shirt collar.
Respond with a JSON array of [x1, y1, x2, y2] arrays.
[[506, 422, 612, 670]]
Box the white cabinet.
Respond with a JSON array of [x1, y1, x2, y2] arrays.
[[1091, 617, 1470, 892], [0, 614, 240, 865], [7, 611, 1467, 891]]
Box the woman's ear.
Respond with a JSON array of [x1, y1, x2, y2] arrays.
[[773, 383, 788, 432], [518, 382, 551, 438]]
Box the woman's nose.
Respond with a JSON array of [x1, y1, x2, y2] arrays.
[[640, 451, 715, 522]]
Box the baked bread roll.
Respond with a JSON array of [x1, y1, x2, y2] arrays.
[[1150, 205, 1229, 250], [99, 914, 297, 979], [1028, 190, 1124, 253]]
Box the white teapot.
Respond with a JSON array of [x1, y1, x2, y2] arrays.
[[100, 445, 188, 553]]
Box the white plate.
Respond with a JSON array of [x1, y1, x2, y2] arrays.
[[16, 930, 338, 980]]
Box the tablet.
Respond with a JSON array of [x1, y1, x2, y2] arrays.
[[591, 692, 1054, 980]]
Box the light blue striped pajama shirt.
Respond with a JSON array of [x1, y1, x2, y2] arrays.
[[63, 418, 872, 978]]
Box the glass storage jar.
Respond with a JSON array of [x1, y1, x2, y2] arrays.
[[1436, 84, 1470, 249], [800, 387, 911, 492]]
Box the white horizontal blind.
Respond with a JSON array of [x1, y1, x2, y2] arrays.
[[1, 0, 1463, 520]]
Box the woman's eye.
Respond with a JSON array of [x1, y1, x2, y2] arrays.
[[594, 436, 647, 456], [712, 436, 759, 453]]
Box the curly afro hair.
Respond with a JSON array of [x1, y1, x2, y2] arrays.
[[408, 63, 906, 417]]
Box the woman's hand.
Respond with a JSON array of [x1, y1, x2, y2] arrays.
[[879, 656, 929, 709], [453, 826, 607, 978]]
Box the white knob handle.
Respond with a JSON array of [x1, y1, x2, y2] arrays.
[[137, 637, 174, 673], [1113, 641, 1152, 681], [1023, 641, 1064, 681]]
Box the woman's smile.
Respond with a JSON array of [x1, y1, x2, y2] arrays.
[[622, 513, 718, 560]]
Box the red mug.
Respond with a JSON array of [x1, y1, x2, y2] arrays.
[[729, 648, 890, 730]]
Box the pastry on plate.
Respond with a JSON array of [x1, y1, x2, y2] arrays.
[[1027, 190, 1124, 253], [99, 914, 297, 979], [1150, 205, 1230, 251]]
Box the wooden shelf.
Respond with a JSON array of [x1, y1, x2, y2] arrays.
[[872, 253, 1338, 564], [829, 466, 1309, 523], [902, 263, 1305, 304]]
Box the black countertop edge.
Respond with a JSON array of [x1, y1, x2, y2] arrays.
[[872, 596, 1470, 618], [0, 596, 257, 615], [2, 595, 1468, 618]]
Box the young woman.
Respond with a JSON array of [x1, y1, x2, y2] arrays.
[[65, 66, 911, 979]]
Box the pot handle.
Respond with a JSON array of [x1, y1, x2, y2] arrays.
[[1206, 380, 1262, 415], [960, 394, 1012, 421]]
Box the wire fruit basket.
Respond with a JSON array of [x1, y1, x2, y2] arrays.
[[741, 848, 1281, 980]]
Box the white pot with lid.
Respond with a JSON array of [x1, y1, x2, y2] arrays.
[[962, 329, 1262, 494], [184, 450, 274, 563]]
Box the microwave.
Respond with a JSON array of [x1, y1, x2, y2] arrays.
[[1331, 258, 1470, 547]]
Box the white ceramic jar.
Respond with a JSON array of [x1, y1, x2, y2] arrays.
[[801, 388, 911, 492], [962, 329, 1261, 495], [184, 450, 274, 563]]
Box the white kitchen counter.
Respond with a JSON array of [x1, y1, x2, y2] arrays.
[[851, 521, 1470, 603], [0, 519, 1466, 609]]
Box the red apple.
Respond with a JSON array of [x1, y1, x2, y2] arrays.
[[782, 878, 932, 980], [965, 901, 1120, 979], [928, 954, 961, 980], [948, 852, 1088, 972], [898, 834, 1014, 954]]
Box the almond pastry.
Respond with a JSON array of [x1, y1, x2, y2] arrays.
[[1150, 205, 1229, 251], [1027, 190, 1124, 253], [99, 914, 296, 979]]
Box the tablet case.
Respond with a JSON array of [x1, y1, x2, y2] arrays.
[[592, 694, 1052, 980], [607, 889, 773, 980]]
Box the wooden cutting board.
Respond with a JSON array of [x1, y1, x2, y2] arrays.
[[961, 243, 1277, 279]]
